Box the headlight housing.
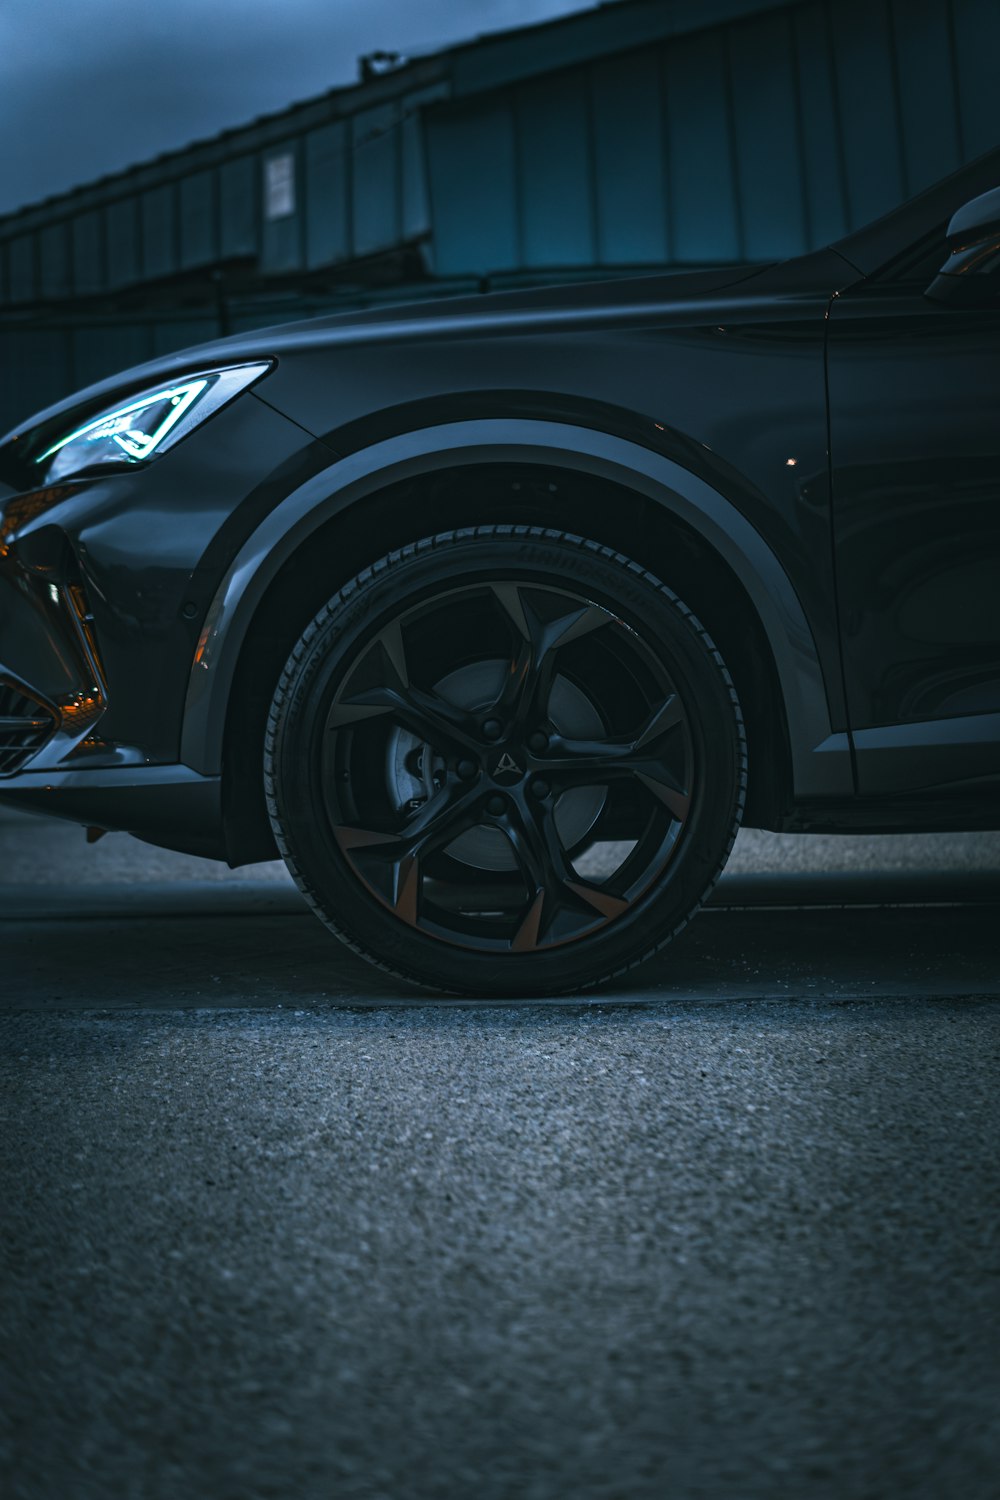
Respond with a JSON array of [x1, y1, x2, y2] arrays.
[[34, 362, 271, 483]]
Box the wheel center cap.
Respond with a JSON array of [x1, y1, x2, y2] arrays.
[[490, 750, 524, 785]]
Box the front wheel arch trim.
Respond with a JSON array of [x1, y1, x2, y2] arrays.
[[180, 419, 851, 800]]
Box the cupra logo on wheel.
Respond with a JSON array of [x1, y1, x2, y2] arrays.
[[493, 752, 522, 779]]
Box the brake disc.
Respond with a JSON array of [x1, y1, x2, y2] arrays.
[[385, 658, 607, 871]]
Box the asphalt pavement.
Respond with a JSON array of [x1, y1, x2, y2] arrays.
[[2, 810, 999, 1499]]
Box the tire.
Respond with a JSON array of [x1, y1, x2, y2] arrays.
[[264, 525, 746, 996]]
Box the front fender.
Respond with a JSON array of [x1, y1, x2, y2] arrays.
[[180, 419, 851, 799]]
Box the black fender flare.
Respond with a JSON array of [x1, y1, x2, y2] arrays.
[[180, 418, 852, 799]]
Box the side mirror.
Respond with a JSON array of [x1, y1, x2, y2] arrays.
[[926, 186, 1000, 306]]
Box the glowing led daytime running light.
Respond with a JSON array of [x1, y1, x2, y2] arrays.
[[39, 379, 210, 465]]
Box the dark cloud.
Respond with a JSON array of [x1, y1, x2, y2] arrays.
[[0, 0, 596, 215]]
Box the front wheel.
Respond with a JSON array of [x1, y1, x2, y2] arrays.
[[265, 526, 746, 996]]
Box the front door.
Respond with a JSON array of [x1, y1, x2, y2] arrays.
[[827, 277, 1000, 797]]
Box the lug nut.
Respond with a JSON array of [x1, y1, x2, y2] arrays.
[[482, 718, 503, 741], [527, 731, 548, 753], [486, 794, 507, 816], [456, 758, 477, 781], [530, 779, 550, 800]]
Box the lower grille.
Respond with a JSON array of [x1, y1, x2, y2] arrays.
[[0, 680, 59, 774]]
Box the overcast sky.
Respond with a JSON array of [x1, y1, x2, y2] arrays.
[[0, 0, 603, 217]]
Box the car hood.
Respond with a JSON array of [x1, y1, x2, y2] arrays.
[[2, 262, 774, 453]]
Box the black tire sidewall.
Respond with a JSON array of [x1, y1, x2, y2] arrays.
[[266, 528, 745, 995]]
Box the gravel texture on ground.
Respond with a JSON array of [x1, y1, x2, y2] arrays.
[[2, 1000, 999, 1500], [3, 809, 998, 1497]]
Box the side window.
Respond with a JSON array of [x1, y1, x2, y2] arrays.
[[880, 201, 1000, 302], [879, 226, 949, 287]]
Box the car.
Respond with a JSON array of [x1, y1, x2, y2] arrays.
[[1, 149, 998, 996]]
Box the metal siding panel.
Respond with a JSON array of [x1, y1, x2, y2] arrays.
[[830, 0, 905, 228], [72, 323, 154, 389], [729, 12, 807, 260], [591, 51, 668, 265], [153, 319, 219, 356], [72, 211, 104, 296], [425, 104, 518, 276], [401, 97, 432, 242], [180, 170, 216, 269], [452, 0, 786, 97], [40, 223, 71, 299], [219, 156, 257, 259], [952, 0, 1000, 157], [516, 73, 595, 268], [352, 105, 400, 258], [792, 2, 848, 246], [261, 145, 303, 274], [230, 308, 311, 333], [664, 29, 741, 261], [142, 186, 176, 281], [0, 331, 20, 423], [8, 236, 36, 303], [891, 0, 962, 193], [0, 330, 71, 428], [105, 197, 140, 288], [305, 123, 349, 269]]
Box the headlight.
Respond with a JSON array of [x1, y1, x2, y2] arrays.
[[35, 362, 271, 483]]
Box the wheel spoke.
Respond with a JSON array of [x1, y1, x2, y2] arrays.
[[542, 693, 690, 817], [333, 781, 487, 927], [634, 694, 686, 747], [511, 889, 546, 952], [634, 770, 691, 821], [564, 881, 630, 918], [328, 622, 481, 754], [489, 583, 610, 728], [330, 680, 480, 752], [505, 797, 574, 893], [390, 854, 420, 926], [336, 780, 484, 866], [502, 797, 631, 951]]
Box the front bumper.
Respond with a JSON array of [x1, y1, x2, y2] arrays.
[[0, 762, 222, 856], [0, 497, 112, 774], [0, 479, 214, 849], [1, 387, 321, 767], [0, 392, 324, 857], [0, 468, 237, 857]]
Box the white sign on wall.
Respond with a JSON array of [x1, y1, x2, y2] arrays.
[[265, 153, 296, 220]]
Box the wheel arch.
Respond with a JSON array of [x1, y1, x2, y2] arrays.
[[179, 420, 851, 863]]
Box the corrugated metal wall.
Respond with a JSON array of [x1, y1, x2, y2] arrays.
[[0, 77, 445, 308], [0, 0, 997, 433], [426, 0, 999, 275]]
